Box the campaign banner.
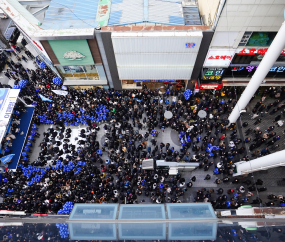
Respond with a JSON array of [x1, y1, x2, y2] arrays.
[[39, 94, 52, 102], [0, 89, 9, 112], [52, 90, 68, 96], [0, 154, 15, 164], [0, 89, 20, 143]]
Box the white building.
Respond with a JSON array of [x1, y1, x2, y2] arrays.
[[203, 0, 285, 87]]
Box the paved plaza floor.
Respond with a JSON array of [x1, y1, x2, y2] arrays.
[[1, 48, 285, 208], [28, 98, 285, 207]]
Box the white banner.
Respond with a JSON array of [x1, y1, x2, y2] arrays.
[[203, 49, 236, 67], [52, 90, 68, 96], [0, 89, 20, 143]]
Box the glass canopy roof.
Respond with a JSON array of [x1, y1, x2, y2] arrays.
[[118, 204, 166, 220], [68, 203, 217, 240], [69, 203, 216, 220], [69, 204, 118, 220], [166, 203, 216, 219]]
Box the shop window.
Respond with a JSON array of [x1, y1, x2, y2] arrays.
[[56, 65, 99, 80], [85, 65, 99, 80]]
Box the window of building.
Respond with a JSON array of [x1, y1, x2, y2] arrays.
[[238, 32, 252, 46], [56, 65, 99, 80], [245, 32, 277, 47]]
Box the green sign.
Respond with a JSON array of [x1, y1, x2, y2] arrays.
[[48, 39, 95, 66]]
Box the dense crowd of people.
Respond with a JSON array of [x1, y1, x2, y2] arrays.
[[0, 47, 283, 214]]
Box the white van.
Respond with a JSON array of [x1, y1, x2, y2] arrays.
[[0, 9, 7, 19]]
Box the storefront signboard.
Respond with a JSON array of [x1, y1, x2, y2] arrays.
[[48, 39, 95, 66], [236, 48, 285, 56], [202, 68, 225, 81], [203, 49, 236, 67], [195, 83, 223, 89], [223, 65, 285, 78], [0, 89, 20, 143], [232, 66, 285, 73]]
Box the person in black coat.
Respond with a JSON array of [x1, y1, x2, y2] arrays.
[[52, 131, 58, 138], [58, 133, 64, 139], [58, 149, 64, 156], [275, 114, 281, 122]]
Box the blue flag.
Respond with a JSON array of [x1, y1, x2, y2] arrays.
[[39, 94, 52, 102], [0, 154, 15, 164]]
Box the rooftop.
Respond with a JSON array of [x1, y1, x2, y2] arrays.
[[41, 0, 100, 29], [0, 0, 220, 39], [108, 0, 191, 26], [10, 0, 203, 30]]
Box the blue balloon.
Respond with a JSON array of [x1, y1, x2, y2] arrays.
[[57, 202, 74, 214], [56, 223, 69, 239], [53, 77, 63, 85], [13, 85, 20, 89], [19, 79, 28, 89], [184, 89, 193, 100], [39, 62, 46, 69]]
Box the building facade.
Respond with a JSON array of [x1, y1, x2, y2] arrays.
[[202, 0, 285, 88], [0, 0, 224, 90]]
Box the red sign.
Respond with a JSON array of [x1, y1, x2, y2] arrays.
[[195, 82, 223, 89], [32, 40, 43, 51], [237, 48, 285, 57], [208, 55, 233, 60]]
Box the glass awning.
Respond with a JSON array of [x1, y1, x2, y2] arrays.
[[68, 203, 217, 240], [118, 204, 165, 220], [166, 203, 216, 219], [69, 204, 118, 220], [69, 203, 216, 221]]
